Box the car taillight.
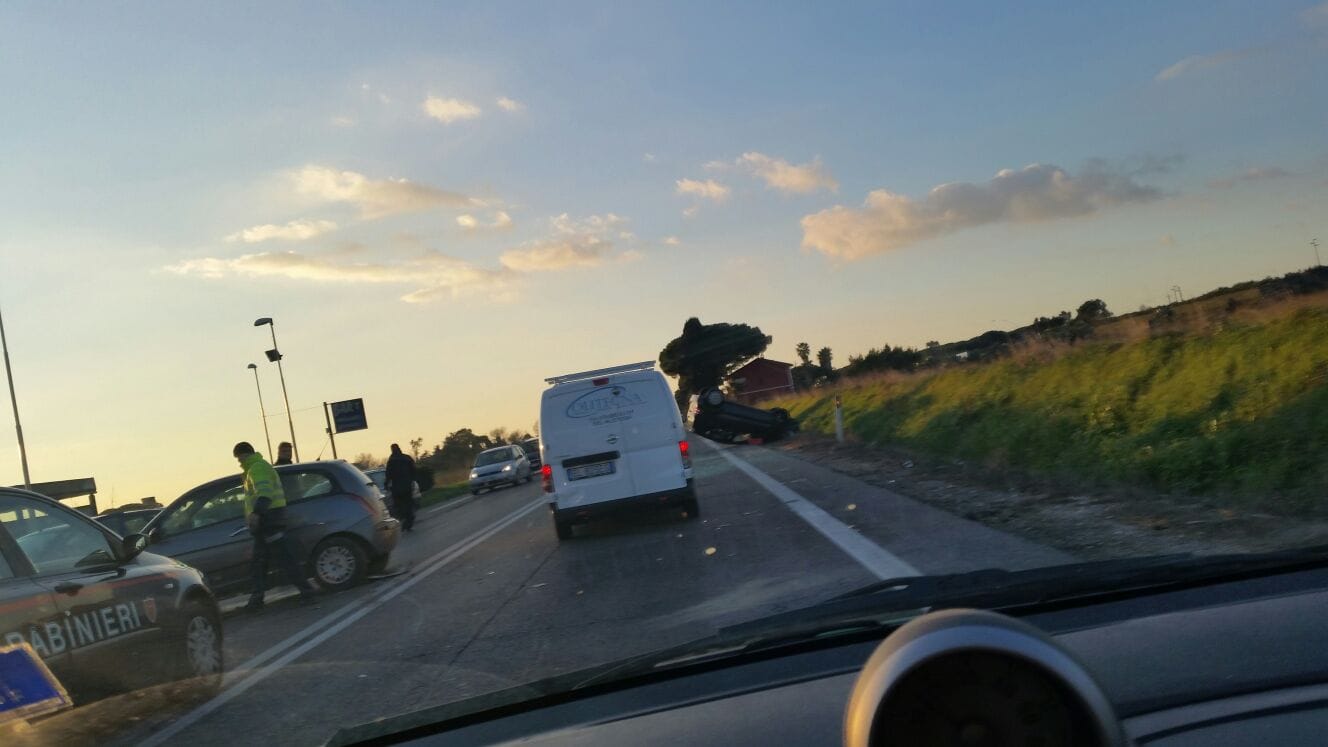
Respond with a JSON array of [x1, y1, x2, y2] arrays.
[[679, 440, 692, 469], [541, 464, 554, 493], [351, 492, 381, 518]]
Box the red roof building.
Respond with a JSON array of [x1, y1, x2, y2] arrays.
[[727, 358, 795, 404]]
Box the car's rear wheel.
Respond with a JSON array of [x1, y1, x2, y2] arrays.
[[171, 600, 223, 691], [311, 536, 367, 591], [553, 510, 573, 540]]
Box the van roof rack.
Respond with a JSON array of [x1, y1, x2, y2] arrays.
[[545, 361, 657, 385]]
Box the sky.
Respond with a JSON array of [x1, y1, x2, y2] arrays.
[[1, 1, 1326, 506]]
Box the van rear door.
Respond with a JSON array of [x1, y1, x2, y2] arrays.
[[542, 380, 639, 506], [617, 372, 689, 496]]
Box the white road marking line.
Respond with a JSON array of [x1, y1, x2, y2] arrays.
[[710, 445, 918, 580], [140, 497, 547, 747]]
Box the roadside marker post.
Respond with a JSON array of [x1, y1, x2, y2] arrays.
[[834, 395, 845, 443]]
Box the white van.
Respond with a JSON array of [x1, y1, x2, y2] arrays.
[[540, 361, 697, 539]]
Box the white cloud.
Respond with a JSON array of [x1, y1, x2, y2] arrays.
[[801, 162, 1164, 260], [643, 153, 658, 163], [662, 236, 681, 246], [456, 211, 514, 231], [736, 152, 838, 194], [291, 165, 478, 219], [422, 96, 482, 124], [166, 249, 515, 303], [1207, 166, 1293, 189], [682, 206, 699, 218], [226, 219, 338, 244], [703, 160, 730, 171], [675, 178, 730, 202], [495, 96, 524, 112], [330, 115, 356, 128], [1155, 49, 1255, 81], [499, 213, 637, 272]]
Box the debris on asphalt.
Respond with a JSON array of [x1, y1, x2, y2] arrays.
[[704, 547, 717, 556]]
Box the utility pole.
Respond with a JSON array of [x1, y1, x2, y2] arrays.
[[0, 303, 31, 489], [1313, 238, 1321, 267]]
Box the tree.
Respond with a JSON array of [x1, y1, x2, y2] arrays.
[[659, 317, 771, 410], [419, 428, 494, 474], [925, 340, 940, 349], [1076, 298, 1111, 321], [816, 346, 833, 372], [408, 437, 423, 460], [351, 453, 380, 470], [795, 342, 811, 366]]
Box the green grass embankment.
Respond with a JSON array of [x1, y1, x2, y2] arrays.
[[418, 481, 471, 508], [771, 308, 1328, 512]]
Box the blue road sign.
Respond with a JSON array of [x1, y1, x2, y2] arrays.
[[0, 643, 71, 723], [330, 398, 368, 433]]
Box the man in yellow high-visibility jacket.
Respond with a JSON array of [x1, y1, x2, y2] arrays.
[[233, 441, 316, 610]]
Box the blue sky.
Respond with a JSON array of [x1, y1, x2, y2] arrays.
[[1, 1, 1325, 504]]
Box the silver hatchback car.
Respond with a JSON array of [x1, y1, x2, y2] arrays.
[[142, 460, 400, 595], [470, 444, 533, 494]]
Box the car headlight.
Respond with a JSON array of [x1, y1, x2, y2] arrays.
[[469, 470, 478, 479], [502, 464, 513, 472]]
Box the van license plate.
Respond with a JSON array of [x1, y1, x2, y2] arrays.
[[567, 461, 615, 481]]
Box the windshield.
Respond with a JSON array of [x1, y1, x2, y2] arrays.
[[3, 2, 1326, 746], [474, 450, 514, 467]]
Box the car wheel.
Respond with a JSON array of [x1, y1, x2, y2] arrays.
[[553, 510, 573, 540], [172, 601, 223, 690], [311, 536, 367, 591]]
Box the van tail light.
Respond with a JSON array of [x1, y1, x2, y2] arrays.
[[541, 464, 554, 493], [679, 440, 692, 469]]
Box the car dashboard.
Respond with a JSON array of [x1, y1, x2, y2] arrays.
[[331, 566, 1328, 746]]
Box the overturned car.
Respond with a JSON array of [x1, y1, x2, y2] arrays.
[[687, 387, 799, 443]]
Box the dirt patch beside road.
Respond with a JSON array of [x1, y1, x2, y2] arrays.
[[770, 434, 1328, 561]]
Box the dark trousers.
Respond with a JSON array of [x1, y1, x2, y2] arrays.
[[390, 490, 416, 531], [250, 511, 312, 600]]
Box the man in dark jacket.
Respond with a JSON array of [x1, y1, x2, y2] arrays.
[[384, 443, 417, 533], [274, 441, 294, 465]]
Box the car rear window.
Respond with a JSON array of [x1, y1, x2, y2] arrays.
[[283, 471, 336, 502]]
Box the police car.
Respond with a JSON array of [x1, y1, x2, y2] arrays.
[[1, 487, 223, 703]]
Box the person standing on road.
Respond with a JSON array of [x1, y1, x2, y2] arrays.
[[385, 443, 417, 533], [274, 441, 294, 465], [234, 441, 316, 610]]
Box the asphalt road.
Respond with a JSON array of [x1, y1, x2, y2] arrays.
[[26, 438, 1072, 746]]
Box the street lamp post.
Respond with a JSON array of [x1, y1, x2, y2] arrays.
[[247, 363, 274, 456], [0, 303, 31, 489], [254, 317, 299, 462]]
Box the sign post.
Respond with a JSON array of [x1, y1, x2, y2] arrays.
[[325, 398, 368, 460], [322, 402, 338, 460]]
